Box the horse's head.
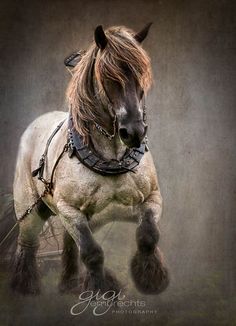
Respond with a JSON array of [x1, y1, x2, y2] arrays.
[[67, 24, 153, 148], [94, 24, 152, 148]]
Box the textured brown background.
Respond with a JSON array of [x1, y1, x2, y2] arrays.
[[0, 0, 236, 325]]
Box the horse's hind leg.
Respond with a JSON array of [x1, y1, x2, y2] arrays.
[[58, 230, 80, 293], [11, 200, 51, 295], [131, 191, 169, 294]]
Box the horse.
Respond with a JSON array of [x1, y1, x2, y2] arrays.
[[10, 23, 169, 295]]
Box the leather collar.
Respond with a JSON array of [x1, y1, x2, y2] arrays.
[[67, 117, 148, 176]]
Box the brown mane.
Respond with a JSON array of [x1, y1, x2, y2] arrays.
[[66, 26, 153, 143]]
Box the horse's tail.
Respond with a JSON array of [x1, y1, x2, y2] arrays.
[[0, 193, 19, 267]]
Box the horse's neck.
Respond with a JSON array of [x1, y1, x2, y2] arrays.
[[89, 124, 127, 161]]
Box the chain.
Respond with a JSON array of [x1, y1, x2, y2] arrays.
[[0, 189, 49, 249], [0, 140, 68, 249], [94, 96, 147, 141], [94, 114, 117, 140], [18, 189, 49, 222]]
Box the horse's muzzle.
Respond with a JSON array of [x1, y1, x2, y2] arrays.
[[119, 123, 147, 148]]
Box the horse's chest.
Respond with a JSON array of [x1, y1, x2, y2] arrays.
[[76, 173, 149, 215], [53, 153, 153, 221]]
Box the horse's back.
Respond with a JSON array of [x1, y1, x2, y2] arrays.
[[13, 110, 68, 217]]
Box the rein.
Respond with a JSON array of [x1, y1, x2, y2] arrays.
[[94, 114, 117, 140]]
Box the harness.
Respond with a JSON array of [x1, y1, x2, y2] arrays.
[[0, 50, 149, 248], [68, 116, 147, 175], [29, 48, 150, 212], [31, 119, 67, 190], [32, 114, 147, 189]]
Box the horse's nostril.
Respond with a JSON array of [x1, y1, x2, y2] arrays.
[[119, 128, 129, 140]]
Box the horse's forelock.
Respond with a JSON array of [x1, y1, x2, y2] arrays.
[[96, 26, 152, 92], [66, 26, 152, 143]]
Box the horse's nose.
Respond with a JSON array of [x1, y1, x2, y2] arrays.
[[119, 123, 147, 148], [119, 128, 130, 141]]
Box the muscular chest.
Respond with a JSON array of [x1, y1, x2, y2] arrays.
[[76, 169, 150, 215], [54, 154, 154, 216]]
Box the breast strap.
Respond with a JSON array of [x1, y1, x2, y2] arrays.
[[68, 117, 148, 176]]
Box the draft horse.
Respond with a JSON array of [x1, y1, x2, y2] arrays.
[[11, 24, 169, 295]]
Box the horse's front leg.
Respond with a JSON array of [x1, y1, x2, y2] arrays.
[[58, 229, 80, 293], [57, 201, 121, 295], [131, 190, 169, 294]]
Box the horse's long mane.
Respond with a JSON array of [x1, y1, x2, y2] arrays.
[[66, 26, 152, 143]]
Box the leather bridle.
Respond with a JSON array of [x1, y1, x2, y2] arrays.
[[88, 48, 148, 142]]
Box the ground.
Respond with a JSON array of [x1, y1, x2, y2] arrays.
[[0, 222, 235, 326]]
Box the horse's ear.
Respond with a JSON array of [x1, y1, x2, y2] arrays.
[[94, 25, 108, 50], [134, 22, 153, 43]]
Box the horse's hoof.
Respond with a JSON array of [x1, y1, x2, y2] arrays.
[[82, 268, 122, 296], [131, 247, 169, 295], [10, 252, 40, 295]]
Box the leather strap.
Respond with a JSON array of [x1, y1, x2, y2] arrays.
[[32, 119, 66, 185], [64, 51, 85, 68]]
